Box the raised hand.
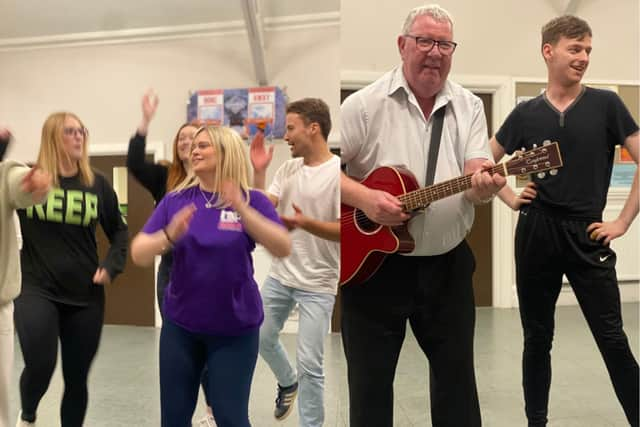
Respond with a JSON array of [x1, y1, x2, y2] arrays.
[[21, 166, 52, 203], [138, 90, 159, 135], [220, 180, 247, 212], [0, 127, 11, 141], [249, 130, 274, 172], [165, 203, 197, 242]]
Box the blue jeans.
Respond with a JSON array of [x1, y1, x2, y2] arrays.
[[160, 319, 258, 427], [258, 276, 336, 427]]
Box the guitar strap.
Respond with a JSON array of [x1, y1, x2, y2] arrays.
[[425, 105, 446, 186]]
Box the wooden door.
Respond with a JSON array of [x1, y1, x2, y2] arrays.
[[91, 154, 156, 326]]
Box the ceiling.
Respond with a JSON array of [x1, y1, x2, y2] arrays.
[[0, 0, 339, 40]]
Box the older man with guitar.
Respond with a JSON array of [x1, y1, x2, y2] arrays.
[[339, 5, 513, 427]]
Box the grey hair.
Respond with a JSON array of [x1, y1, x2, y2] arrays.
[[401, 4, 454, 34]]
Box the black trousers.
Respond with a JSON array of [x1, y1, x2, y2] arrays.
[[14, 291, 104, 427], [341, 240, 481, 427], [515, 207, 639, 427]]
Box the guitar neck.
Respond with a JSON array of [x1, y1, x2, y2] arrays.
[[399, 164, 506, 211]]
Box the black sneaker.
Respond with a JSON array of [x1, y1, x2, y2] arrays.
[[274, 382, 298, 420]]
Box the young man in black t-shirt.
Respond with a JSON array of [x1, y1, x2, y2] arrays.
[[491, 15, 639, 427]]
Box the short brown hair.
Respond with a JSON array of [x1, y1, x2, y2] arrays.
[[541, 15, 592, 47], [286, 98, 331, 141]]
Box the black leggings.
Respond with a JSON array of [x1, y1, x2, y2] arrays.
[[14, 292, 104, 427]]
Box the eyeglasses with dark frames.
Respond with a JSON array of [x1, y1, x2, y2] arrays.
[[404, 35, 457, 55]]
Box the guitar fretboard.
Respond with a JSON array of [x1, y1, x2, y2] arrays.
[[399, 164, 504, 211]]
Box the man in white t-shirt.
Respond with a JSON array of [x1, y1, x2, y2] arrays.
[[251, 98, 340, 427], [340, 5, 505, 427]]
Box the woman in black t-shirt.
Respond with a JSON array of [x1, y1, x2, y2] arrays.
[[15, 112, 128, 427]]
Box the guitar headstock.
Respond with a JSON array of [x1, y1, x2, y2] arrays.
[[505, 140, 563, 178]]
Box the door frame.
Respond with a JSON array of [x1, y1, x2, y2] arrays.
[[89, 140, 166, 326], [341, 71, 517, 308]]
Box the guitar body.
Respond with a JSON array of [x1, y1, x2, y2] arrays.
[[340, 166, 419, 286], [340, 142, 564, 287]]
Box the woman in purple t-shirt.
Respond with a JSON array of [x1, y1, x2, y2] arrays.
[[131, 125, 291, 427]]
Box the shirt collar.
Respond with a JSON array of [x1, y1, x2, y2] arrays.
[[387, 65, 452, 113]]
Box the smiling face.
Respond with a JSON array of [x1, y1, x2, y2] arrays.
[[190, 131, 217, 175], [284, 113, 314, 158], [60, 115, 86, 162], [176, 125, 197, 162], [544, 35, 592, 87], [398, 14, 453, 100]]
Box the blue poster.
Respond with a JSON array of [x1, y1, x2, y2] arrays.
[[610, 164, 637, 187]]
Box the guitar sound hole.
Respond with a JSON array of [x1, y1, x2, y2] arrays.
[[354, 209, 380, 233]]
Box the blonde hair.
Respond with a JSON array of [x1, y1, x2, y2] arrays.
[[37, 112, 94, 187], [173, 126, 251, 208]]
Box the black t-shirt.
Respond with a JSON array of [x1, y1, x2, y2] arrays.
[[496, 87, 638, 219], [17, 171, 128, 305]]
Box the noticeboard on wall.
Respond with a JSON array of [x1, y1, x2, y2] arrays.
[[187, 86, 288, 140]]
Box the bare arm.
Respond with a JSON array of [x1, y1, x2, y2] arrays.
[[130, 230, 172, 267], [131, 204, 196, 266], [280, 203, 340, 242], [490, 136, 537, 210], [222, 182, 290, 258], [587, 131, 640, 244]]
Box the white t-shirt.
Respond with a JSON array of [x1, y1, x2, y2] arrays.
[[341, 66, 491, 256], [267, 155, 341, 295]]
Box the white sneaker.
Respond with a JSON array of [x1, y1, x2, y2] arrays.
[[196, 414, 216, 427], [15, 411, 35, 427]]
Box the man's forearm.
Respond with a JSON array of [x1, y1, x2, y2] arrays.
[[617, 169, 639, 228], [253, 168, 267, 190], [341, 172, 368, 209], [300, 219, 340, 242]]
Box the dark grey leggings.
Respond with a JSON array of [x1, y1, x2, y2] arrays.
[[14, 292, 104, 427]]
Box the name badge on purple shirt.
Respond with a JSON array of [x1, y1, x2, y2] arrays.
[[218, 210, 243, 232]]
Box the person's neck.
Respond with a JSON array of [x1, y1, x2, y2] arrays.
[[545, 80, 583, 106], [405, 75, 439, 119], [303, 141, 333, 167], [59, 160, 79, 177], [182, 159, 191, 174], [198, 175, 217, 193]]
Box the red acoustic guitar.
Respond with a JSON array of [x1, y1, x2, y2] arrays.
[[340, 142, 563, 286]]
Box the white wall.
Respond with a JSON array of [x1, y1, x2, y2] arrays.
[[342, 0, 639, 81], [0, 24, 339, 161]]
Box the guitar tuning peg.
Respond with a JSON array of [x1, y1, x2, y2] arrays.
[[537, 172, 547, 179], [521, 147, 526, 152], [543, 140, 551, 146], [549, 169, 558, 176], [533, 143, 538, 148]]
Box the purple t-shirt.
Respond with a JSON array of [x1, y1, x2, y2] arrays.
[[142, 186, 282, 335]]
